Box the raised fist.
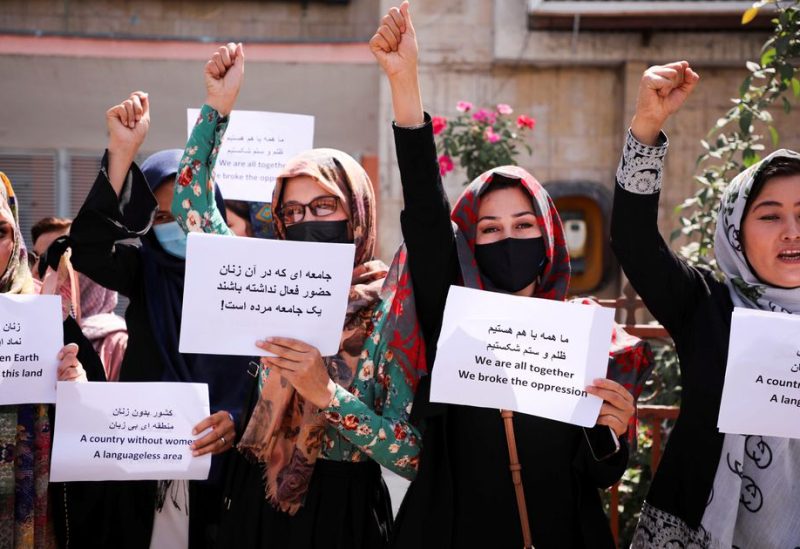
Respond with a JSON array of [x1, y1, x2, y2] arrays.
[[370, 2, 418, 80], [633, 61, 700, 131], [106, 91, 150, 154], [205, 42, 245, 117]]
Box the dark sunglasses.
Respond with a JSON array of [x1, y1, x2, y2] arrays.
[[275, 195, 340, 225]]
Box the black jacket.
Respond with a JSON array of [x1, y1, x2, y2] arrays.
[[390, 119, 627, 549], [611, 183, 732, 528]]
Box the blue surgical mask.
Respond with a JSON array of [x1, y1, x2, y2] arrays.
[[152, 221, 187, 259]]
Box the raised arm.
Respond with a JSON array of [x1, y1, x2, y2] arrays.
[[610, 62, 705, 335], [372, 3, 458, 346], [70, 92, 155, 296], [171, 43, 245, 236]]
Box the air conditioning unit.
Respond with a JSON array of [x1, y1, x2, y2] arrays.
[[527, 0, 772, 31]]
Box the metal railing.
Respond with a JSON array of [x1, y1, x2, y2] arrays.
[[595, 282, 680, 546]]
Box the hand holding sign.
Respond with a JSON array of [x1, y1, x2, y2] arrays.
[[258, 337, 338, 409], [190, 410, 235, 456], [586, 378, 635, 437], [56, 343, 86, 382], [205, 43, 245, 117]]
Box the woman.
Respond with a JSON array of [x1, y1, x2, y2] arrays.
[[35, 234, 129, 382], [67, 96, 253, 549], [169, 43, 426, 549], [611, 62, 800, 547], [372, 4, 639, 548], [0, 171, 103, 549]]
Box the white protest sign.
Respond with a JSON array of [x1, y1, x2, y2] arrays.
[[718, 308, 800, 439], [187, 108, 314, 202], [0, 295, 62, 405], [50, 382, 211, 482], [179, 232, 355, 357], [429, 286, 615, 427]]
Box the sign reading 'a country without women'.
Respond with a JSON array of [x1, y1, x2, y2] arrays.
[[430, 286, 615, 427]]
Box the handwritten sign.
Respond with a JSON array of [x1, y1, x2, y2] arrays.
[[187, 108, 314, 202], [179, 232, 355, 357], [718, 308, 800, 439], [0, 295, 62, 405], [50, 382, 211, 481], [429, 286, 615, 427]]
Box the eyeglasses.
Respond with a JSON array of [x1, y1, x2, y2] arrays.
[[275, 195, 340, 225]]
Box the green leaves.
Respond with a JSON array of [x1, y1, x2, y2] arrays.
[[675, 0, 799, 273]]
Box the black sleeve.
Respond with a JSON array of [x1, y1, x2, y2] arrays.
[[69, 151, 157, 298], [610, 185, 709, 336], [62, 316, 106, 382], [574, 426, 629, 489], [393, 115, 459, 349]]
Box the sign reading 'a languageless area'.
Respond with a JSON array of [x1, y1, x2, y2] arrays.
[[0, 295, 62, 405], [718, 308, 800, 439], [50, 382, 211, 482], [430, 286, 615, 427], [187, 108, 314, 202], [179, 233, 355, 357]]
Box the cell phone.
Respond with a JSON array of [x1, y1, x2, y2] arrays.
[[584, 426, 621, 461]]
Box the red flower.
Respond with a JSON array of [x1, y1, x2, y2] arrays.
[[438, 155, 454, 176], [432, 116, 447, 135], [394, 423, 407, 440], [484, 127, 500, 144], [342, 414, 359, 430], [177, 165, 193, 187], [516, 115, 536, 130]]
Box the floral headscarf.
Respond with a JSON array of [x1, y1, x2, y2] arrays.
[[238, 149, 391, 514], [714, 148, 800, 314], [450, 165, 571, 300]]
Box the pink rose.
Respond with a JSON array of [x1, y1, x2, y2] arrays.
[[496, 103, 513, 115], [472, 109, 489, 123], [484, 127, 501, 144], [432, 116, 447, 135], [456, 101, 473, 113], [517, 115, 536, 130], [438, 155, 454, 176]]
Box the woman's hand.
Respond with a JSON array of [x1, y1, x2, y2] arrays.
[[191, 410, 236, 456], [257, 337, 337, 410], [57, 343, 86, 382], [106, 91, 150, 195], [630, 61, 699, 145], [370, 2, 424, 127], [586, 378, 635, 437], [370, 2, 418, 81], [205, 43, 245, 117]]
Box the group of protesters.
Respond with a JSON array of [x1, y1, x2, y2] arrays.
[[1, 2, 798, 548]]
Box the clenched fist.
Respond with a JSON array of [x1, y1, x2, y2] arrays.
[[205, 42, 245, 117]]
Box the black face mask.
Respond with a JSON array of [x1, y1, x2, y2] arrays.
[[284, 220, 352, 243], [474, 237, 547, 293]]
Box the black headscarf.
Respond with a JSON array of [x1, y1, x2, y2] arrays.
[[139, 151, 251, 486]]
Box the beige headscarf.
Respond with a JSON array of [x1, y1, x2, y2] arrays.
[[238, 149, 388, 514]]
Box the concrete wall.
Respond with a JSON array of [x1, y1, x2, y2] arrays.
[[0, 0, 378, 42], [0, 54, 379, 157]]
